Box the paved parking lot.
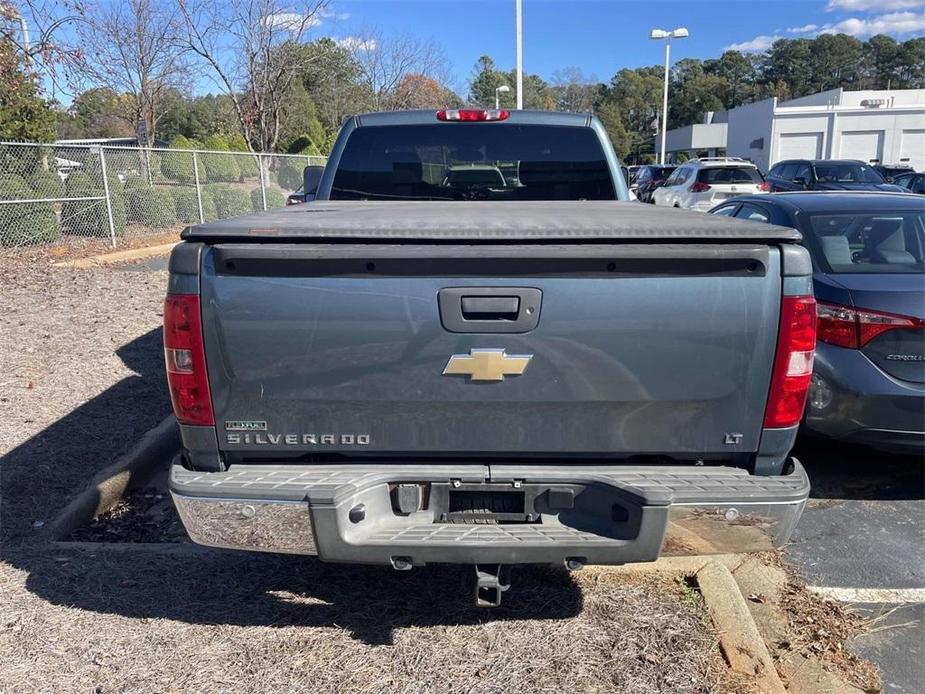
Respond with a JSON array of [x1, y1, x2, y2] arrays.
[[789, 436, 925, 693]]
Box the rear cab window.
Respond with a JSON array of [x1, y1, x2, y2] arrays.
[[806, 212, 925, 274], [330, 124, 616, 201]]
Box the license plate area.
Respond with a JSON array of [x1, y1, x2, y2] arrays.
[[448, 489, 526, 522], [433, 483, 541, 524]]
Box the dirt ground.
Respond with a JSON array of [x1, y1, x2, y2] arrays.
[[0, 262, 171, 545], [0, 549, 736, 694]]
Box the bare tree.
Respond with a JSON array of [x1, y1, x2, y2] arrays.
[[177, 0, 329, 152], [346, 28, 450, 111], [1, 0, 84, 96], [73, 0, 187, 142], [551, 67, 598, 112]]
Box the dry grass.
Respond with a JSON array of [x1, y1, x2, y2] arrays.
[[0, 550, 734, 694], [0, 229, 181, 268], [0, 263, 171, 545]]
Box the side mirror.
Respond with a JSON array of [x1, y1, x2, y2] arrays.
[[302, 165, 325, 197]]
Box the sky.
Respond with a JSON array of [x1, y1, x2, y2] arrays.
[[328, 0, 925, 93]]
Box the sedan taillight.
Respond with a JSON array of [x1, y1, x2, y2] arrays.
[[817, 301, 925, 349]]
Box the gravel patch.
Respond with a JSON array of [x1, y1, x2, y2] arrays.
[[0, 550, 737, 694], [0, 263, 170, 545]]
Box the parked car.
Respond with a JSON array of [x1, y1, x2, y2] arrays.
[[286, 185, 305, 205], [164, 109, 812, 605], [894, 172, 925, 195], [873, 164, 915, 183], [766, 159, 905, 193], [634, 165, 676, 204], [709, 192, 924, 453], [653, 158, 769, 212]]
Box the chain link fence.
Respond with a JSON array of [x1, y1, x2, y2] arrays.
[[0, 142, 325, 254]]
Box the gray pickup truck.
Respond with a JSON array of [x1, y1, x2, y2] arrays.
[[165, 109, 815, 605]]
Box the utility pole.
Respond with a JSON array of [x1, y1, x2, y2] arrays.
[[515, 0, 523, 109]]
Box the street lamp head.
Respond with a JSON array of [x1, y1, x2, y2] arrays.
[[650, 29, 669, 39], [497, 85, 511, 93], [672, 27, 690, 38]]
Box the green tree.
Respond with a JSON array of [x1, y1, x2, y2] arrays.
[[761, 39, 814, 99], [0, 42, 56, 142]]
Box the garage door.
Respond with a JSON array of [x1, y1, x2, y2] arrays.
[[900, 129, 925, 171], [778, 132, 823, 160], [840, 130, 884, 164]]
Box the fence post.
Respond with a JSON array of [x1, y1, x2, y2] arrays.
[[192, 151, 204, 224], [97, 146, 118, 248], [258, 153, 268, 211]]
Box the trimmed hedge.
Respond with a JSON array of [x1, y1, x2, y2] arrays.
[[29, 170, 65, 199], [200, 188, 218, 222], [0, 174, 60, 247], [250, 187, 286, 211], [161, 137, 197, 184], [210, 184, 254, 219], [126, 186, 177, 228], [276, 158, 304, 191], [201, 135, 241, 182]]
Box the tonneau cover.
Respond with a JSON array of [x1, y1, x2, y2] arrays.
[[181, 200, 802, 243]]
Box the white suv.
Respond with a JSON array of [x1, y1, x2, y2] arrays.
[[652, 158, 769, 212]]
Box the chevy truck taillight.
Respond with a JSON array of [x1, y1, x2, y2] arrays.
[[816, 301, 925, 349], [764, 296, 817, 428], [164, 294, 214, 426]]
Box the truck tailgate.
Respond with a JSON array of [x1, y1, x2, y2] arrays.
[[198, 241, 782, 459]]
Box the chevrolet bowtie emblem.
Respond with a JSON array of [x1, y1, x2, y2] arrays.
[[443, 349, 533, 382]]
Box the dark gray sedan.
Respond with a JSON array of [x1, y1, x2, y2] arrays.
[[710, 192, 925, 453]]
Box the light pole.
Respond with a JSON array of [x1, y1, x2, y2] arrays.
[[515, 0, 523, 109], [650, 27, 689, 165], [495, 84, 511, 109]]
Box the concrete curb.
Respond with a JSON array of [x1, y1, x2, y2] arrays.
[[698, 560, 787, 694], [53, 242, 177, 268], [49, 415, 181, 540]]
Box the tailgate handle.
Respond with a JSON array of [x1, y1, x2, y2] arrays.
[[461, 296, 520, 321], [439, 288, 542, 334]]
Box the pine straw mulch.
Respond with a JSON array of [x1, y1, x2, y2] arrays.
[[0, 549, 743, 694], [0, 227, 181, 269], [755, 551, 882, 692]]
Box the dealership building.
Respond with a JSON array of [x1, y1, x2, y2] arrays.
[[655, 88, 925, 172]]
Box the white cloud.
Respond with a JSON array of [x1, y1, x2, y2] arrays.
[[826, 0, 925, 11], [337, 36, 377, 52], [818, 11, 925, 36], [724, 35, 785, 52], [264, 12, 321, 31], [786, 23, 819, 33]]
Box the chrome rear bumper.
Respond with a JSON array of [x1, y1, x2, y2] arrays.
[[170, 459, 809, 565]]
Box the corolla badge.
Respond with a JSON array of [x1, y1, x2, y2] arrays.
[[443, 348, 533, 382]]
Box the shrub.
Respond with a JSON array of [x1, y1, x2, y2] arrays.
[[126, 186, 177, 228], [201, 134, 241, 183], [276, 158, 305, 191], [122, 174, 146, 190], [172, 187, 203, 223], [61, 168, 127, 238], [0, 174, 60, 246], [162, 135, 197, 183], [227, 133, 258, 179], [210, 184, 254, 219], [200, 188, 218, 222], [250, 186, 286, 210], [29, 170, 65, 199]]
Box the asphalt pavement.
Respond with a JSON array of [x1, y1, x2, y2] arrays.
[[790, 436, 925, 693]]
